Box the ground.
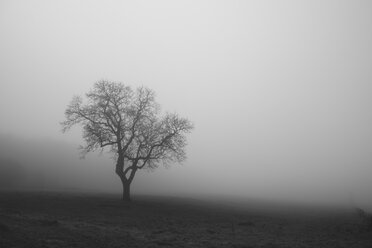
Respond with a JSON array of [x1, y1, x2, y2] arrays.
[[0, 191, 371, 248]]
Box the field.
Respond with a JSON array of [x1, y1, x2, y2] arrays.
[[0, 191, 371, 248]]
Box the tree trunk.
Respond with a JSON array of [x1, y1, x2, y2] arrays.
[[122, 181, 131, 202]]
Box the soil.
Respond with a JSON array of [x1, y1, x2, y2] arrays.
[[0, 191, 371, 248]]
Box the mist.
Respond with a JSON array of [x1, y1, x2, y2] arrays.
[[1, 0, 372, 210]]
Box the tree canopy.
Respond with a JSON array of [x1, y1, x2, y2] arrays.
[[61, 80, 193, 200]]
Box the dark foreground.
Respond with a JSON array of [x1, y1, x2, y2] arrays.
[[0, 191, 371, 248]]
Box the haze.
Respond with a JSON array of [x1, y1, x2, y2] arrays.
[[1, 0, 371, 209]]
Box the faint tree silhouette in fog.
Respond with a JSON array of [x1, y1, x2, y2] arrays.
[[61, 81, 193, 201]]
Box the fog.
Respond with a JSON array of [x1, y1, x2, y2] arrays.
[[1, 0, 372, 209]]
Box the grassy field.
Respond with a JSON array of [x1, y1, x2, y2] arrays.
[[0, 191, 371, 248]]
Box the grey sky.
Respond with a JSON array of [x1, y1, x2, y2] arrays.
[[1, 0, 371, 207]]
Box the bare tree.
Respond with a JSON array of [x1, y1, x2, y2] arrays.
[[61, 81, 193, 201]]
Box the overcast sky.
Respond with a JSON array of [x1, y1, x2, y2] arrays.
[[1, 0, 372, 207]]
